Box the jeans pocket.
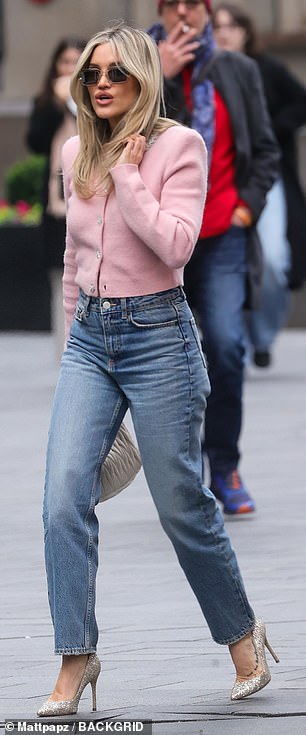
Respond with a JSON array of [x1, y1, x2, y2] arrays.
[[129, 305, 179, 330]]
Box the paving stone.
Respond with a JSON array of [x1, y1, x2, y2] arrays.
[[1, 330, 305, 734]]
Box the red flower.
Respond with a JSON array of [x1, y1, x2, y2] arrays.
[[15, 200, 31, 215]]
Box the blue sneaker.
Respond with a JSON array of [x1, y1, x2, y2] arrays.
[[211, 471, 255, 515]]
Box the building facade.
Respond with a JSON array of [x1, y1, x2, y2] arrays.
[[0, 0, 305, 184], [0, 0, 305, 325], [1, 1, 306, 100]]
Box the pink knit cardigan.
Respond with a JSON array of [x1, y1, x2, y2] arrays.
[[62, 124, 207, 338]]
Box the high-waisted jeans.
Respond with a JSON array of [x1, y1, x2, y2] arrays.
[[43, 287, 255, 654]]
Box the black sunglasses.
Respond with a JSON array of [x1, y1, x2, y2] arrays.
[[79, 65, 130, 86]]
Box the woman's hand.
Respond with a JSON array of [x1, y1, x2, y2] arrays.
[[116, 135, 147, 166]]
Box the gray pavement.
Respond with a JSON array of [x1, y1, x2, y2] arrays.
[[1, 329, 306, 734]]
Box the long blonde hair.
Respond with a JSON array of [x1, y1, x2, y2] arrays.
[[70, 24, 178, 198]]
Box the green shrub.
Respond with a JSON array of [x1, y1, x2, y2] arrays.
[[4, 154, 46, 206]]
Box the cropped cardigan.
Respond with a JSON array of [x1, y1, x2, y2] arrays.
[[61, 124, 207, 338]]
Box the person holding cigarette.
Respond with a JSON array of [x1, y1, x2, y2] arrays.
[[148, 0, 280, 516]]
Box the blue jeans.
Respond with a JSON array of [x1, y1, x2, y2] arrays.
[[247, 179, 291, 352], [43, 287, 254, 654], [184, 226, 248, 477]]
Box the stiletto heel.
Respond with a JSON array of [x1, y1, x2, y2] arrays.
[[231, 619, 279, 701], [37, 653, 101, 717], [91, 679, 97, 712], [265, 635, 280, 663]]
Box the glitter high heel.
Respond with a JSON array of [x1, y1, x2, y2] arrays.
[[37, 653, 101, 717], [231, 619, 279, 701]]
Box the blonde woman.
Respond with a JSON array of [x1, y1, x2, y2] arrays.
[[37, 24, 278, 718]]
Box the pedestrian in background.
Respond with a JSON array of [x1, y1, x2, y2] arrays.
[[37, 23, 279, 718], [148, 0, 279, 515], [26, 37, 86, 358], [213, 2, 306, 367]]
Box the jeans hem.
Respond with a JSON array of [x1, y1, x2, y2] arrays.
[[55, 647, 97, 655], [213, 619, 255, 646]]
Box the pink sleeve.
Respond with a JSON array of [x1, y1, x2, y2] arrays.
[[110, 129, 207, 268]]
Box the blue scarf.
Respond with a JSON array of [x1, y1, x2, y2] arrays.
[[148, 21, 216, 165]]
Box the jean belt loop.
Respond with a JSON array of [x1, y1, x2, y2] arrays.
[[83, 292, 91, 317], [121, 298, 127, 320]]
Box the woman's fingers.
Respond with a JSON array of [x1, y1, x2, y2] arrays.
[[118, 135, 146, 165]]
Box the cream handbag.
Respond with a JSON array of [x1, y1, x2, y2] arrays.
[[100, 422, 142, 502]]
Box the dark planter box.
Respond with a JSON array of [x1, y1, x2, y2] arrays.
[[0, 224, 51, 331]]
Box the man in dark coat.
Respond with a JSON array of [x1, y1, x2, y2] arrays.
[[148, 0, 280, 515]]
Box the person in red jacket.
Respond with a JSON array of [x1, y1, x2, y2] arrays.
[[148, 0, 280, 515]]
